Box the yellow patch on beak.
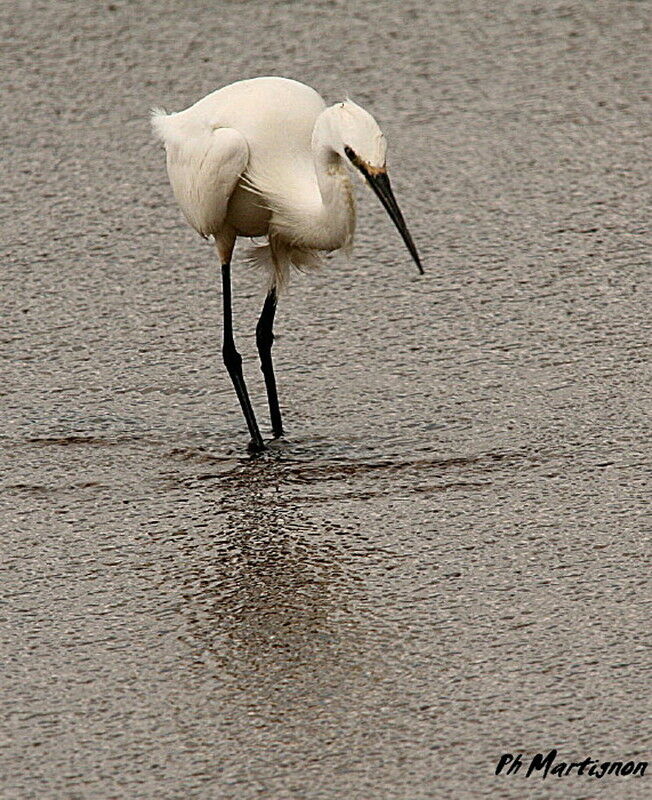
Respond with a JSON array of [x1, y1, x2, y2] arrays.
[[363, 162, 387, 176], [349, 151, 386, 176]]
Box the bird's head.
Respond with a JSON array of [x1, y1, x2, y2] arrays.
[[319, 99, 423, 275], [330, 100, 387, 170]]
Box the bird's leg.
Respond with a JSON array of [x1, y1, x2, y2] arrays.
[[221, 262, 265, 452], [256, 287, 284, 438]]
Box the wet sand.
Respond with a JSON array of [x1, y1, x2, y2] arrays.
[[2, 1, 650, 798]]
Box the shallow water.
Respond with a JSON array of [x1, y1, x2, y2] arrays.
[[2, 1, 651, 798]]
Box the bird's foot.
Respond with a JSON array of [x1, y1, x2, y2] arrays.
[[247, 437, 266, 455]]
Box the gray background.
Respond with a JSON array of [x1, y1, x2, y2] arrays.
[[2, 0, 650, 798]]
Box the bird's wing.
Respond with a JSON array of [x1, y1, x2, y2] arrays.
[[154, 113, 249, 237]]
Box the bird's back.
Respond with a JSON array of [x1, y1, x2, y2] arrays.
[[175, 77, 326, 174], [153, 77, 328, 239]]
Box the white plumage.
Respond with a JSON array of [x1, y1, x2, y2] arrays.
[[152, 76, 420, 288], [151, 76, 422, 451]]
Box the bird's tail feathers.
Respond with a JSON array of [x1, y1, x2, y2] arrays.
[[150, 108, 171, 142], [150, 107, 203, 147]]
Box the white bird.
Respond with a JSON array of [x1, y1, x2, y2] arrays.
[[151, 76, 422, 452]]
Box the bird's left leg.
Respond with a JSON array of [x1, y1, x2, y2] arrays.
[[256, 287, 284, 438], [221, 260, 265, 453]]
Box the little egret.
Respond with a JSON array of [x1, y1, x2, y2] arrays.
[[151, 76, 422, 452]]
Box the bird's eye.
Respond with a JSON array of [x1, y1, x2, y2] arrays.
[[344, 146, 356, 161]]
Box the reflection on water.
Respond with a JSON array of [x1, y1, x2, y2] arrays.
[[4, 412, 650, 798], [148, 451, 363, 698], [139, 440, 528, 707]]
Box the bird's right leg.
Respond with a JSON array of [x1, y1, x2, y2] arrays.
[[256, 287, 284, 438], [221, 260, 265, 452]]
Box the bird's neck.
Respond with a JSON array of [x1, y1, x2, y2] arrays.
[[310, 143, 355, 252]]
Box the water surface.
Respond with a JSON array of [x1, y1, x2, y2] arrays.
[[2, 1, 650, 798]]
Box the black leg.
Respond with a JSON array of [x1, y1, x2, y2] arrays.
[[221, 262, 265, 452], [256, 287, 284, 438]]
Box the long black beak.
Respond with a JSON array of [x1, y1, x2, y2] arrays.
[[345, 148, 423, 274], [365, 171, 424, 274]]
